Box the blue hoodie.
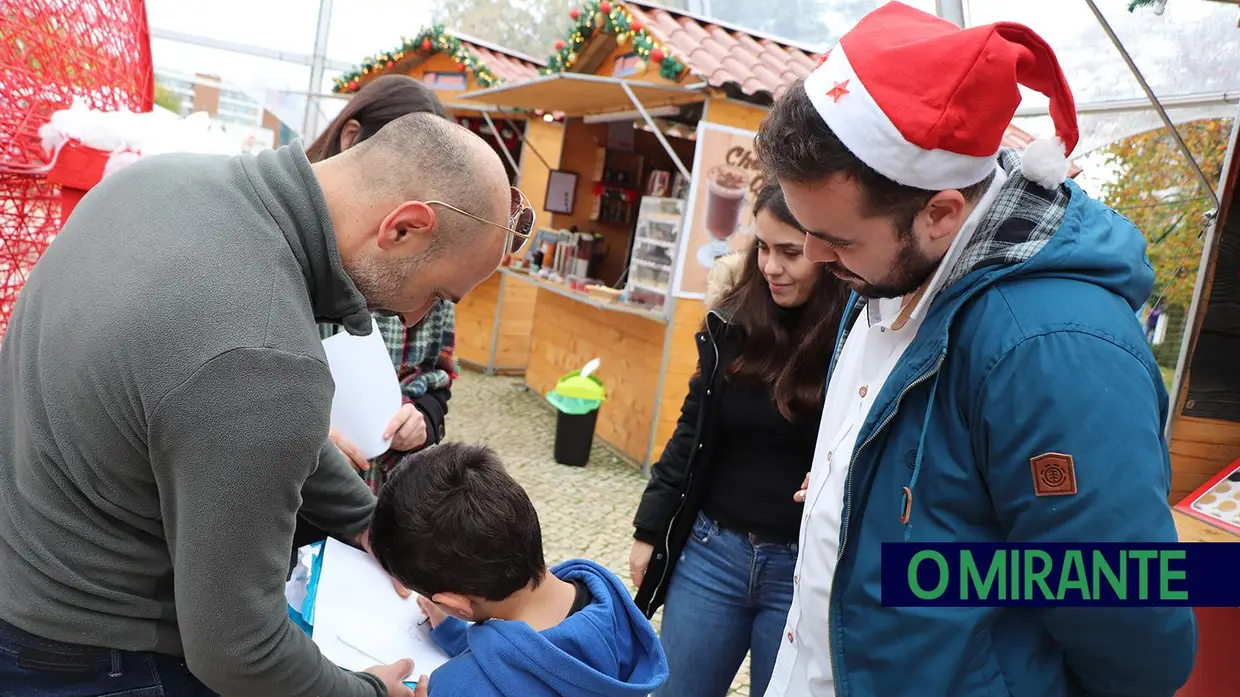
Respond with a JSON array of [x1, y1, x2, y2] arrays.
[[819, 151, 1197, 697], [422, 559, 668, 697]]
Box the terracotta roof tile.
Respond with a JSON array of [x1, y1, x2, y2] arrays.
[[685, 47, 723, 76], [623, 1, 825, 103], [733, 33, 766, 56], [618, 1, 1081, 175], [690, 35, 731, 63], [463, 43, 540, 83], [452, 34, 543, 84]]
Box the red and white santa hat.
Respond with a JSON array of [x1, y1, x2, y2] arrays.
[[804, 1, 1078, 191]]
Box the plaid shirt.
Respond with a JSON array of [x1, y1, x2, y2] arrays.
[[319, 300, 458, 490], [319, 301, 458, 400]]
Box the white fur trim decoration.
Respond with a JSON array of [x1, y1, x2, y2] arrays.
[[1019, 136, 1070, 190], [38, 96, 273, 182], [704, 251, 746, 310], [805, 46, 998, 190]]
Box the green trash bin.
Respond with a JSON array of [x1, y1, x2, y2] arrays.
[[546, 369, 606, 467]]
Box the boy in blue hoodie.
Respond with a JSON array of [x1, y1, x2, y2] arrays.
[[368, 442, 669, 697]]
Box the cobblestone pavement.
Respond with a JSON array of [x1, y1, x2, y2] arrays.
[[447, 370, 753, 696]]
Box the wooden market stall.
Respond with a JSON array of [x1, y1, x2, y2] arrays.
[[332, 27, 559, 374], [456, 0, 1073, 470], [1162, 101, 1240, 697]]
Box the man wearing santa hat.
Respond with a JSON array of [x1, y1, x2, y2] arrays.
[[753, 3, 1197, 697]]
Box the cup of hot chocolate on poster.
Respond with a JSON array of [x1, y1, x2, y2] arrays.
[[697, 163, 751, 268]]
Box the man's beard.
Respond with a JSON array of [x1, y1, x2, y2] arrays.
[[344, 251, 427, 317], [827, 234, 942, 300]]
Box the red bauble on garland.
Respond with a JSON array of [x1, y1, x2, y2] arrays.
[[599, 1, 612, 13], [386, 61, 394, 69], [421, 38, 432, 51], [650, 46, 665, 62], [631, 20, 643, 32], [555, 40, 567, 50], [570, 8, 580, 19]]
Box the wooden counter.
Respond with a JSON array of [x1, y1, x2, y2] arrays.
[[501, 269, 668, 323], [508, 271, 704, 469], [1173, 509, 1239, 543], [454, 271, 538, 375]]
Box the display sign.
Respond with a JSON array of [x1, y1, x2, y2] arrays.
[[672, 122, 764, 299]]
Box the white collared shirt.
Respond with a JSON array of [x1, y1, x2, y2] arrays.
[[763, 167, 1007, 697]]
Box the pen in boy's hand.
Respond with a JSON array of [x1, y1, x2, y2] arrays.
[[417, 616, 430, 627]]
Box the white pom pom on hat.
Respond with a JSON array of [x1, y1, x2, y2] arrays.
[[804, 1, 1079, 192], [1019, 136, 1071, 190]]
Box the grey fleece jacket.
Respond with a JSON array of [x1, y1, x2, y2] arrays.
[[0, 142, 387, 696]]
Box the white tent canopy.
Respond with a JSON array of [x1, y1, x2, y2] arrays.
[[965, 0, 1240, 157], [145, 0, 1240, 156]]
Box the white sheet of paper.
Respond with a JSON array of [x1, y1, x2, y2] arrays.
[[321, 319, 403, 459], [312, 538, 451, 675]]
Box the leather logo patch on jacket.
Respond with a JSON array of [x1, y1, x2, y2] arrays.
[[1030, 452, 1077, 496]]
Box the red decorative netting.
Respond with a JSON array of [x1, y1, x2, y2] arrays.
[[0, 0, 154, 337]]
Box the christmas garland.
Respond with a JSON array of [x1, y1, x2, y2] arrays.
[[1126, 0, 1167, 11], [332, 25, 503, 94], [541, 1, 687, 83]]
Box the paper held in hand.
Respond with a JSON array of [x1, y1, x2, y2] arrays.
[[321, 319, 402, 459], [312, 538, 451, 675]]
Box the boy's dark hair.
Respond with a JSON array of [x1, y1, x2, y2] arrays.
[[754, 79, 994, 237], [369, 443, 546, 601]]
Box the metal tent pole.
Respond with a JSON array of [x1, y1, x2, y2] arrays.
[[1015, 91, 1240, 118], [1084, 0, 1219, 209], [620, 81, 692, 180], [480, 111, 523, 179], [149, 28, 351, 71], [303, 0, 335, 141], [935, 0, 966, 27], [493, 108, 556, 171]]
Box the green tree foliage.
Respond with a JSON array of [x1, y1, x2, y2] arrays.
[[153, 83, 183, 114], [1098, 118, 1233, 309], [430, 0, 578, 58]]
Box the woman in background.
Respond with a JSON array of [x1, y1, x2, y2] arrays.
[[628, 180, 848, 697], [292, 75, 459, 566]]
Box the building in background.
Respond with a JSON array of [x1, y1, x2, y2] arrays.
[[154, 69, 297, 149]]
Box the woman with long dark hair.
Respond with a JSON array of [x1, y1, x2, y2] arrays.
[[304, 74, 447, 161], [629, 180, 848, 697], [291, 74, 458, 568]]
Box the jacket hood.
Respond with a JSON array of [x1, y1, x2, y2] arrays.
[[462, 559, 668, 696], [938, 148, 1154, 313]]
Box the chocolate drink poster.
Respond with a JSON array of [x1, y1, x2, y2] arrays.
[[673, 122, 763, 299]]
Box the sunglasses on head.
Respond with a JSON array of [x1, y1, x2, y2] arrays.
[[425, 186, 536, 256]]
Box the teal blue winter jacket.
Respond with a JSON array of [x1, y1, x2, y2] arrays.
[[825, 150, 1197, 697]]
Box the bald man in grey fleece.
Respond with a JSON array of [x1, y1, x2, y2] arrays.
[[0, 113, 514, 696]]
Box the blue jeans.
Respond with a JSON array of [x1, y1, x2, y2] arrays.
[[654, 512, 798, 697], [0, 618, 217, 696]]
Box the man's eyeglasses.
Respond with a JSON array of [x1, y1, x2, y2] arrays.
[[426, 186, 536, 256]]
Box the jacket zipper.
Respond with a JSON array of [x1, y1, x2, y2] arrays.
[[826, 353, 945, 696], [648, 313, 722, 612]]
